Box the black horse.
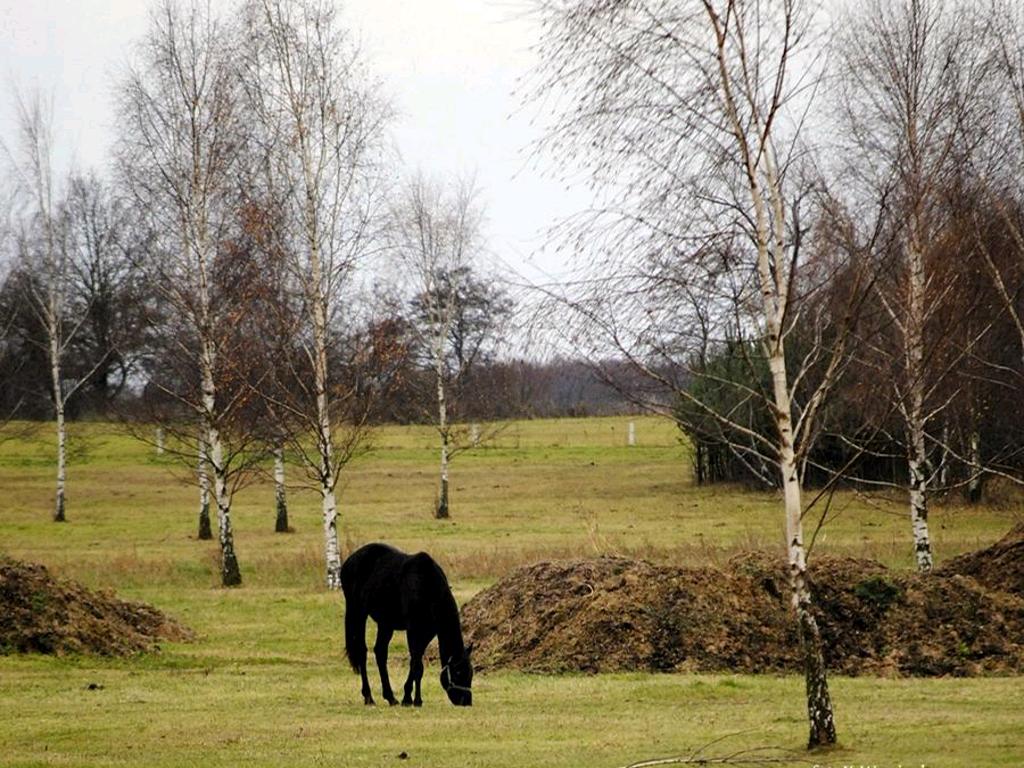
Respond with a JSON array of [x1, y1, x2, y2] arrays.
[[340, 542, 473, 707]]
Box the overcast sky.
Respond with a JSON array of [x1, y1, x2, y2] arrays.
[[0, 0, 584, 282]]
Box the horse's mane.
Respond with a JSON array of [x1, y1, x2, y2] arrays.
[[412, 552, 465, 658]]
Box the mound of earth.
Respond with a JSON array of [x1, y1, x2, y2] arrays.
[[0, 558, 193, 656], [942, 523, 1024, 597], [462, 547, 1024, 677]]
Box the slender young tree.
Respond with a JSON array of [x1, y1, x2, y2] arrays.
[[530, 0, 841, 747], [7, 92, 67, 522], [239, 0, 390, 588], [3, 90, 113, 522], [835, 0, 991, 571], [392, 176, 508, 519], [116, 0, 249, 586]]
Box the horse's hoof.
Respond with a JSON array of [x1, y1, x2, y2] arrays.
[[386, 698, 398, 706], [363, 697, 375, 706], [401, 699, 412, 707], [413, 700, 422, 708]]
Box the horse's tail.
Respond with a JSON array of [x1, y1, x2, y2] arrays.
[[343, 602, 363, 672], [340, 558, 364, 673]]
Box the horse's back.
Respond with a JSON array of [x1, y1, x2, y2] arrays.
[[397, 552, 453, 619], [341, 544, 453, 629], [341, 543, 412, 628], [401, 551, 448, 588], [341, 542, 405, 587]]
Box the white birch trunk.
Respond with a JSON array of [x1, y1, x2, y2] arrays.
[[769, 347, 836, 747], [52, 352, 67, 523], [438, 437, 450, 519], [208, 414, 241, 586], [907, 433, 933, 571], [968, 428, 982, 503], [200, 284, 240, 584], [197, 435, 212, 540], [156, 427, 165, 455], [627, 421, 636, 446], [435, 345, 450, 519], [321, 484, 341, 588], [273, 443, 289, 533], [906, 239, 933, 572], [315, 321, 342, 589], [313, 290, 342, 589]]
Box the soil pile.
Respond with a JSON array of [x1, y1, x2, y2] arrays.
[[942, 523, 1024, 598], [462, 547, 1024, 677], [0, 558, 193, 656]]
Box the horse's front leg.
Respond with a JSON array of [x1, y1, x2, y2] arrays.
[[374, 625, 398, 705], [402, 629, 427, 707]]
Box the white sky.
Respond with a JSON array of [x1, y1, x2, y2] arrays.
[[0, 0, 585, 282]]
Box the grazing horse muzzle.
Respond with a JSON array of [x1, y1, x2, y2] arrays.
[[447, 688, 472, 707], [440, 655, 473, 707]]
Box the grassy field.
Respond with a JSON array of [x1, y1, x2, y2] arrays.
[[1, 416, 1022, 767]]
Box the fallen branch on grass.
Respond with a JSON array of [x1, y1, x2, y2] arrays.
[[621, 740, 814, 768]]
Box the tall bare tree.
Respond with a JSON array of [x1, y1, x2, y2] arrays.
[[954, 0, 1024, 526], [3, 90, 113, 522], [6, 91, 67, 522], [392, 176, 507, 519], [116, 0, 248, 586], [835, 0, 991, 571], [530, 0, 844, 747], [63, 172, 150, 413], [239, 0, 391, 588]]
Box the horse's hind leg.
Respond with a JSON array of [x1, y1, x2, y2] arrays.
[[402, 628, 428, 707], [374, 625, 397, 705], [345, 608, 374, 705]]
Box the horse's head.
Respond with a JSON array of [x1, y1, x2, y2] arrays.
[[440, 643, 473, 706]]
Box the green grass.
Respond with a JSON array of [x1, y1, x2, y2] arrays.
[[1, 416, 1022, 767]]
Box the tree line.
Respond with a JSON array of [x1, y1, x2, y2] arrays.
[[0, 1, 500, 582], [0, 0, 655, 584]]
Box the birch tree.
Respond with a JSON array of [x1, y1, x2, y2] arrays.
[[224, 197, 295, 535], [529, 0, 843, 747], [116, 0, 249, 586], [239, 0, 390, 588], [6, 92, 67, 522], [392, 176, 507, 519], [3, 90, 112, 522], [835, 0, 990, 571], [955, 0, 1024, 517]]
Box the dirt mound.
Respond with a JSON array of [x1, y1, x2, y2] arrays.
[[942, 523, 1024, 597], [463, 550, 1024, 677], [0, 558, 193, 656]]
